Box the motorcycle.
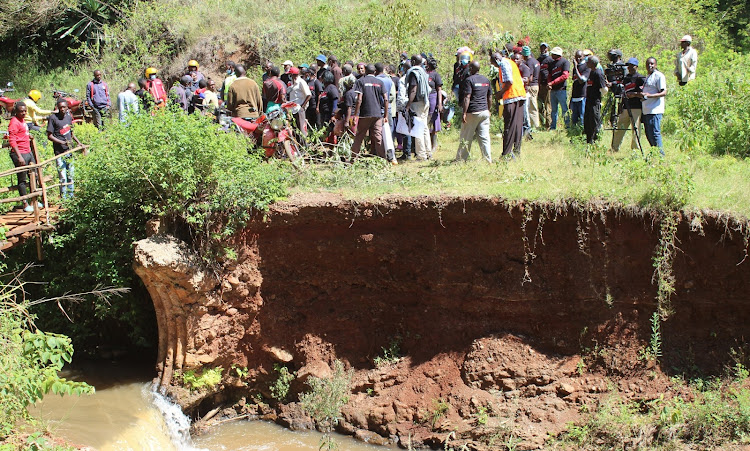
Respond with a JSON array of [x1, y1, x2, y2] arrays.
[[0, 82, 20, 119], [224, 102, 305, 165], [53, 89, 89, 124]]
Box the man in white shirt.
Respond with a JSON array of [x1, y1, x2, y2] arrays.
[[675, 35, 698, 86], [288, 67, 311, 136], [639, 57, 667, 154], [117, 82, 139, 123]]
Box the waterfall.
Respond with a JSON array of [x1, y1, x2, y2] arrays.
[[148, 386, 208, 451]]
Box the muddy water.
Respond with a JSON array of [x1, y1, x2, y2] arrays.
[[31, 362, 384, 451]]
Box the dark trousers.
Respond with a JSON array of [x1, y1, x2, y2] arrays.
[[306, 106, 321, 129], [584, 98, 601, 144], [10, 152, 36, 196], [502, 100, 525, 156], [352, 117, 384, 158], [538, 85, 551, 129], [91, 106, 109, 129]]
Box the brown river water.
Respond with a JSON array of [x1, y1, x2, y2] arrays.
[[31, 361, 384, 451]]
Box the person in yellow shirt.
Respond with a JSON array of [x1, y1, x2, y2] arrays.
[[23, 90, 53, 130]]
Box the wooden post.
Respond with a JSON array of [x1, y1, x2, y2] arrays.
[[28, 155, 43, 261], [31, 137, 50, 224]]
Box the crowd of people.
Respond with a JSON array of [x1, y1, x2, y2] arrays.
[[5, 34, 697, 211]]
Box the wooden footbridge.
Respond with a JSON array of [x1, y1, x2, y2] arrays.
[[0, 138, 87, 258]]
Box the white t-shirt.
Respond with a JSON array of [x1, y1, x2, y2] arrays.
[[288, 77, 311, 113], [642, 70, 666, 115]]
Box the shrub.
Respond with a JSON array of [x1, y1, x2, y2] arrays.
[[181, 367, 223, 391], [28, 108, 289, 353]]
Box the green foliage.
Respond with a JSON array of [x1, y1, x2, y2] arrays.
[[25, 108, 288, 353], [652, 214, 679, 318], [0, 271, 93, 443], [639, 312, 663, 362], [181, 367, 223, 391], [269, 364, 295, 402], [621, 150, 695, 210], [299, 360, 352, 450], [664, 49, 750, 158], [373, 336, 402, 367], [475, 406, 488, 426], [429, 398, 451, 430]]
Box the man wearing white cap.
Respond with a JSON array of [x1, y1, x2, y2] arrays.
[[281, 60, 294, 89], [675, 35, 698, 86], [546, 46, 570, 130]]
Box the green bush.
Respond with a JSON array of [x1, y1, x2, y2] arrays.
[[28, 108, 288, 353]]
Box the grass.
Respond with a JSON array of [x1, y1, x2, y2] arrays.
[[291, 123, 750, 217]]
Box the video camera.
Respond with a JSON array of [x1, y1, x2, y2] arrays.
[[604, 62, 627, 84]]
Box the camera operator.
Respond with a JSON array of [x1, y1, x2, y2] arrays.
[[611, 58, 646, 152], [607, 49, 623, 65], [570, 50, 590, 128]]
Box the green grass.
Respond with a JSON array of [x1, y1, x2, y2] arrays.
[[291, 123, 750, 217]]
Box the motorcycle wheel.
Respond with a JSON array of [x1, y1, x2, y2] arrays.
[[283, 138, 305, 168]]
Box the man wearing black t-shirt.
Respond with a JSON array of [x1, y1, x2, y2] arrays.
[[352, 64, 388, 159], [455, 61, 492, 162], [305, 69, 324, 129], [570, 50, 590, 128], [584, 56, 608, 144], [523, 46, 541, 129], [547, 47, 570, 130], [612, 58, 646, 152], [47, 99, 82, 199], [537, 43, 554, 130]]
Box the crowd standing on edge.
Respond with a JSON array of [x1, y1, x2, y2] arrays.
[[2, 34, 696, 211]]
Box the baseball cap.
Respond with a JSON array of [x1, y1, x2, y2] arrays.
[[680, 35, 692, 42], [288, 67, 300, 75], [522, 46, 531, 56], [540, 42, 549, 48], [627, 57, 639, 66], [550, 47, 563, 56], [282, 60, 293, 66], [299, 63, 310, 69], [316, 54, 327, 63]]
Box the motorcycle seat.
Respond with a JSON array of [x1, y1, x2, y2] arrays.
[[231, 117, 259, 133], [66, 98, 82, 108]]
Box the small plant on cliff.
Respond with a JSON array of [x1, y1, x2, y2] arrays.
[[639, 312, 663, 363], [373, 336, 402, 367], [181, 367, 223, 391], [429, 398, 451, 430], [653, 213, 679, 319], [300, 360, 352, 450], [269, 364, 295, 402]]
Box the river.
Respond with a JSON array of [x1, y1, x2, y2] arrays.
[[31, 361, 385, 451]]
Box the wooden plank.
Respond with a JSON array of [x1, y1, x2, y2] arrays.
[[5, 222, 40, 237]]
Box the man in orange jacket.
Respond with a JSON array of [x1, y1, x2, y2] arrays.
[[144, 67, 167, 107]]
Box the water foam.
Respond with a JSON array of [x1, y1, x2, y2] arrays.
[[147, 385, 208, 451]]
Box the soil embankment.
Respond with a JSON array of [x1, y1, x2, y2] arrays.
[[134, 194, 750, 449]]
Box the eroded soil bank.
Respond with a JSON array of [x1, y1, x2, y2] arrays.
[[133, 194, 750, 449]]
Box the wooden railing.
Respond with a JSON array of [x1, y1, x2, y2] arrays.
[[0, 136, 88, 257]]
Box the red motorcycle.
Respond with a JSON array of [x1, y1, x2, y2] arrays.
[[0, 82, 20, 119], [53, 89, 89, 124], [229, 102, 304, 165]]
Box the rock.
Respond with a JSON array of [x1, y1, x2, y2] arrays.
[[265, 346, 294, 363], [354, 429, 389, 445], [500, 378, 517, 391], [557, 382, 576, 397], [297, 360, 331, 385]]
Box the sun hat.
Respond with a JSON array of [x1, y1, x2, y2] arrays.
[[550, 47, 563, 56]]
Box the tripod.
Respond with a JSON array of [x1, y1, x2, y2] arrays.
[[604, 87, 644, 157]]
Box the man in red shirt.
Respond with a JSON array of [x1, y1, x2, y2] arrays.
[[7, 102, 38, 212], [145, 67, 167, 108]]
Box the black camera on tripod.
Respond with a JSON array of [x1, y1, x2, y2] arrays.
[[605, 62, 628, 86]]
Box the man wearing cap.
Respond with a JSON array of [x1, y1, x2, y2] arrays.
[[611, 58, 645, 152], [639, 57, 667, 154], [281, 61, 294, 90], [288, 67, 312, 136], [316, 55, 328, 80], [452, 47, 473, 103], [570, 50, 590, 128], [675, 35, 698, 86], [522, 46, 541, 130], [607, 49, 623, 65], [547, 46, 570, 130], [537, 43, 553, 130]]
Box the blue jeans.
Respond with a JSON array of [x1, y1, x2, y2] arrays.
[[570, 98, 585, 127], [550, 89, 569, 129], [56, 155, 75, 199], [643, 113, 664, 154]]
